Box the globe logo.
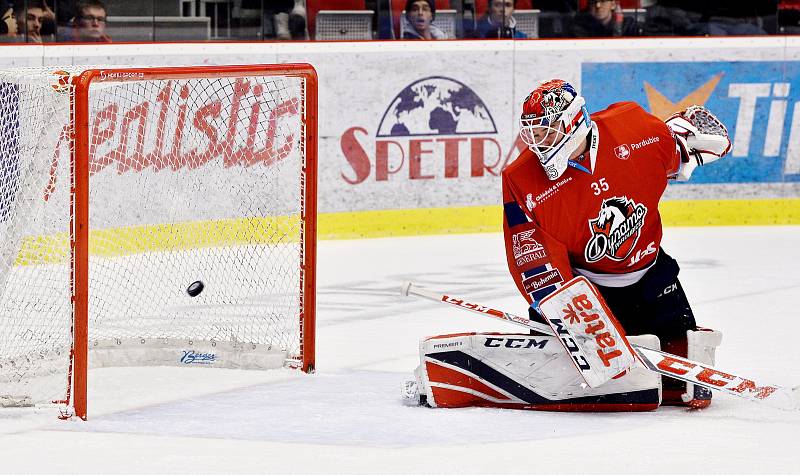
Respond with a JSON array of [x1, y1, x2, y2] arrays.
[[376, 76, 497, 138]]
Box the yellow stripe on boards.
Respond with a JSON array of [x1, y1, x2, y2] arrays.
[[11, 199, 800, 264], [659, 198, 800, 227], [88, 216, 301, 256], [317, 206, 502, 240], [317, 198, 800, 239], [15, 216, 301, 264]]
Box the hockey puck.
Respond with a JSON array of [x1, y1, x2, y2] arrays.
[[187, 280, 204, 297]]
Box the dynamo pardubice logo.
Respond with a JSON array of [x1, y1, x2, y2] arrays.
[[584, 196, 648, 263]]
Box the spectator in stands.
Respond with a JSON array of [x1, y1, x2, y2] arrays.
[[778, 0, 800, 34], [642, 1, 702, 36], [403, 0, 448, 39], [693, 1, 775, 35], [474, 0, 528, 38], [69, 0, 111, 42], [571, 0, 639, 37], [535, 0, 576, 12], [14, 0, 55, 42], [0, 1, 17, 39], [259, 0, 307, 40], [534, 0, 576, 38]]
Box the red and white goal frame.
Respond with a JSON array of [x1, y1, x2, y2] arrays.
[[0, 64, 317, 420]]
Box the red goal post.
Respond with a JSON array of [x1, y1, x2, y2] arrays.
[[0, 64, 317, 420]]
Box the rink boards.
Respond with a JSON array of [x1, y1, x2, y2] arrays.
[[0, 38, 798, 238]]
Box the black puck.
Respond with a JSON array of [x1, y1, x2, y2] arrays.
[[187, 280, 204, 297]]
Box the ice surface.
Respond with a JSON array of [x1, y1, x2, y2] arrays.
[[1, 227, 799, 473]]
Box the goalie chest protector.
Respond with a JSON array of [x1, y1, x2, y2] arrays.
[[503, 102, 682, 276]]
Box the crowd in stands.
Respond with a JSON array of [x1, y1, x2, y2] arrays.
[[0, 0, 793, 43], [0, 0, 109, 42]]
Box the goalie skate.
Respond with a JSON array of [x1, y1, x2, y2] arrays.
[[401, 379, 422, 406], [401, 366, 430, 407]]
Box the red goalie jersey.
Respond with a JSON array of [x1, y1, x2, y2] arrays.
[[503, 101, 682, 309]]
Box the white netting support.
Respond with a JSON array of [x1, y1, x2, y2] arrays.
[[0, 68, 80, 407], [0, 66, 314, 411]]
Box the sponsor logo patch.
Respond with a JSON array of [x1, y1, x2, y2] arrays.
[[180, 350, 216, 365], [512, 230, 546, 267], [584, 196, 648, 263], [484, 337, 548, 349], [631, 136, 659, 150], [532, 176, 573, 206], [98, 70, 146, 81], [614, 137, 659, 160], [522, 268, 563, 293], [614, 144, 630, 160], [432, 341, 464, 349], [340, 75, 530, 186]]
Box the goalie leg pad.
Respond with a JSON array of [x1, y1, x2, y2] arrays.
[[662, 328, 723, 408], [409, 332, 661, 412]]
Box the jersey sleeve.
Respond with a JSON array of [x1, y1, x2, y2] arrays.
[[621, 103, 683, 178], [655, 114, 682, 178], [502, 173, 574, 314]]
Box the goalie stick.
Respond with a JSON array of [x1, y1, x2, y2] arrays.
[[401, 282, 800, 411]]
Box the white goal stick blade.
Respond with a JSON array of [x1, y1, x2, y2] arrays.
[[401, 282, 800, 411]]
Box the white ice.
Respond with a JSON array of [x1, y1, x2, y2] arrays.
[[1, 226, 799, 474]]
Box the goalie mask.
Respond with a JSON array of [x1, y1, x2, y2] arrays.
[[519, 79, 592, 180]]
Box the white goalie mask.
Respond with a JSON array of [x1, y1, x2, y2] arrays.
[[519, 79, 592, 180]]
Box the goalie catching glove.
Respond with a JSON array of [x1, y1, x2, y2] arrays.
[[666, 106, 731, 181]]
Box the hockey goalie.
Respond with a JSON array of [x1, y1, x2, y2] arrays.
[[403, 79, 731, 411]]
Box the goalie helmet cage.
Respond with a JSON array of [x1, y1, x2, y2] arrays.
[[0, 64, 317, 420]]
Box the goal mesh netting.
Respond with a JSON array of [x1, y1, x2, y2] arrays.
[[0, 66, 316, 415]]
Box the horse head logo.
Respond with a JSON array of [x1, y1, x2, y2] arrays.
[[584, 196, 648, 263]]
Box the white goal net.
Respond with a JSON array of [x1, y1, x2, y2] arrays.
[[0, 65, 317, 418]]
